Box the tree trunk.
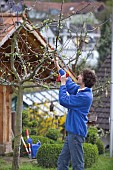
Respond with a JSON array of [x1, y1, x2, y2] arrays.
[[12, 86, 23, 170]]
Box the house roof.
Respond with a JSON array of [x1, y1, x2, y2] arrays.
[[92, 55, 111, 131], [25, 1, 105, 17]]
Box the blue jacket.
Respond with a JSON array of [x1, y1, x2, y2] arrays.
[[59, 70, 93, 137]]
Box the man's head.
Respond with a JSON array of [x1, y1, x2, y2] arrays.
[[77, 68, 96, 88]]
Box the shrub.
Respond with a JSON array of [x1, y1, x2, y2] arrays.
[[55, 139, 64, 144], [86, 126, 105, 155], [88, 126, 98, 133], [45, 128, 60, 141], [36, 143, 98, 168], [22, 109, 30, 127], [83, 143, 98, 168], [86, 126, 98, 144], [96, 138, 105, 154], [37, 144, 62, 168], [30, 135, 55, 144]]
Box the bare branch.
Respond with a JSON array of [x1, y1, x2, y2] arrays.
[[11, 34, 21, 81]]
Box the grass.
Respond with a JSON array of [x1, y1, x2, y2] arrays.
[[0, 152, 113, 170], [86, 152, 113, 170]]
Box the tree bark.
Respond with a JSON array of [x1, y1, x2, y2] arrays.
[[12, 86, 23, 170]]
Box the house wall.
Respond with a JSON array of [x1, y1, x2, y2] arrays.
[[0, 85, 12, 154]]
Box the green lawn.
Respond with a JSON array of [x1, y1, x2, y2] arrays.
[[0, 152, 113, 170], [86, 152, 113, 170]]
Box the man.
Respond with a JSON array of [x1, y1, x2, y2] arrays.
[[55, 59, 96, 170]]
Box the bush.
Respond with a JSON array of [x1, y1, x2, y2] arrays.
[[22, 109, 30, 126], [83, 143, 98, 168], [96, 138, 105, 154], [30, 135, 55, 144], [36, 143, 98, 168], [45, 128, 60, 141], [88, 126, 98, 133], [55, 139, 64, 144], [37, 144, 62, 168], [86, 126, 98, 144]]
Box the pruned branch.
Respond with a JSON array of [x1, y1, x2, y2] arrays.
[[11, 34, 21, 82]]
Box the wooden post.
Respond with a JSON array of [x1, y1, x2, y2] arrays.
[[0, 85, 12, 154]]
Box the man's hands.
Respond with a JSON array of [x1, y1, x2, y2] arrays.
[[55, 57, 68, 85], [55, 57, 61, 72], [60, 74, 67, 85]]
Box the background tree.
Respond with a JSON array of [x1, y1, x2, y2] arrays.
[[96, 0, 112, 68], [97, 17, 111, 68]]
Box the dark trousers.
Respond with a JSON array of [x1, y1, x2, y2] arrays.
[[57, 133, 85, 170]]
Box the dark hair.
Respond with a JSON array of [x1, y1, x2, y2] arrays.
[[81, 68, 96, 88]]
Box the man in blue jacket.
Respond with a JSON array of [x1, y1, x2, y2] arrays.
[[56, 59, 96, 170]]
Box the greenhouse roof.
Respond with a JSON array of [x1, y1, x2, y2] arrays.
[[23, 89, 67, 116], [12, 89, 67, 116]]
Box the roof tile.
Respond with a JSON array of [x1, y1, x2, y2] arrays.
[[25, 1, 105, 17], [92, 55, 111, 131], [0, 13, 22, 42]]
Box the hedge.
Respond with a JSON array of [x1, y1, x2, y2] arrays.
[[30, 135, 55, 144], [83, 143, 98, 168], [85, 126, 105, 155], [37, 144, 62, 168], [36, 143, 98, 168], [96, 138, 105, 154], [45, 128, 60, 141], [86, 127, 98, 144]]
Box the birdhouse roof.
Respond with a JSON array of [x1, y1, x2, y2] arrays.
[[0, 12, 57, 84]]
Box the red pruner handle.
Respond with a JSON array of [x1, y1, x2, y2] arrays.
[[26, 129, 29, 139], [56, 73, 69, 82], [66, 73, 69, 77]]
